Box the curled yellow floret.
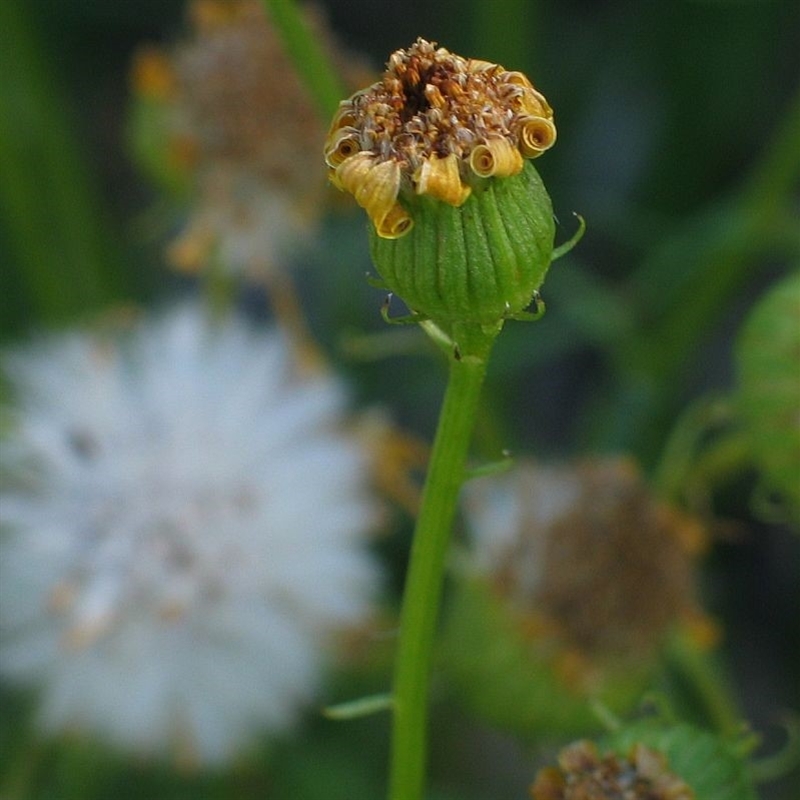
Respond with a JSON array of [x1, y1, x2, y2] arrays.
[[335, 153, 411, 238], [469, 137, 524, 178], [415, 153, 471, 205], [517, 115, 557, 157], [325, 126, 362, 168]]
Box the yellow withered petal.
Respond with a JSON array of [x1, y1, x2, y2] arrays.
[[376, 203, 414, 239], [329, 102, 359, 133], [529, 87, 553, 117], [166, 225, 215, 273], [415, 153, 471, 206], [130, 46, 177, 100], [325, 126, 362, 168], [188, 0, 244, 32], [502, 70, 533, 89], [336, 153, 410, 238], [517, 115, 557, 157], [518, 93, 550, 118], [469, 137, 524, 178], [466, 58, 499, 74]]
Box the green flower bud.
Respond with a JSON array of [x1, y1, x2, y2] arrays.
[[370, 162, 554, 325], [325, 38, 558, 326]]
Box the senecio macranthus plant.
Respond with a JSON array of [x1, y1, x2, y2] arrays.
[[325, 39, 582, 800]]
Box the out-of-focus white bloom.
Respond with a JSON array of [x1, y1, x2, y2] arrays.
[[0, 303, 380, 765]]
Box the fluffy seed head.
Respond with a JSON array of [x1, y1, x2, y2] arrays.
[[0, 304, 380, 764]]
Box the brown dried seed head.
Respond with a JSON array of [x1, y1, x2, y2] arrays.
[[471, 457, 707, 663], [153, 0, 370, 276], [325, 38, 556, 236], [530, 740, 694, 800]]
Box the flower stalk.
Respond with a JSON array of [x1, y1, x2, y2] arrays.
[[322, 38, 567, 800], [260, 0, 345, 118], [389, 323, 497, 800]]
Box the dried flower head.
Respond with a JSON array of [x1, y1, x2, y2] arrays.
[[0, 304, 380, 764], [324, 39, 560, 327], [440, 458, 713, 735], [325, 38, 555, 238], [132, 0, 367, 276], [467, 457, 708, 663], [530, 740, 694, 800]]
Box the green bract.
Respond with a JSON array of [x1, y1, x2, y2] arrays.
[[370, 162, 555, 326]]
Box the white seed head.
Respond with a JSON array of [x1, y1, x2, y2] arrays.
[[0, 303, 380, 764]]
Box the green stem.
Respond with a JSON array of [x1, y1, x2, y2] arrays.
[[0, 1, 125, 331], [602, 89, 800, 461], [260, 0, 347, 119], [664, 632, 742, 737], [388, 323, 497, 800]]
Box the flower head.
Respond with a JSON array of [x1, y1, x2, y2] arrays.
[[324, 39, 558, 326], [325, 38, 556, 238], [131, 0, 367, 276], [0, 304, 380, 764], [441, 457, 712, 735], [466, 457, 707, 662], [532, 720, 760, 800]]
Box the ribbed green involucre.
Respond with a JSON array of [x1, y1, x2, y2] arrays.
[[370, 162, 555, 325]]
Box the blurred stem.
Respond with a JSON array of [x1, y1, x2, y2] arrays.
[[664, 633, 742, 737], [262, 269, 329, 374], [0, 738, 44, 800], [600, 89, 800, 460], [388, 323, 498, 800], [0, 1, 125, 328], [261, 0, 347, 119], [202, 253, 238, 321]]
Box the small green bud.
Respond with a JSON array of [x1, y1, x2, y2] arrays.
[[325, 38, 558, 327]]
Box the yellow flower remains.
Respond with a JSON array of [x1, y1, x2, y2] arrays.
[[325, 39, 556, 238]]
